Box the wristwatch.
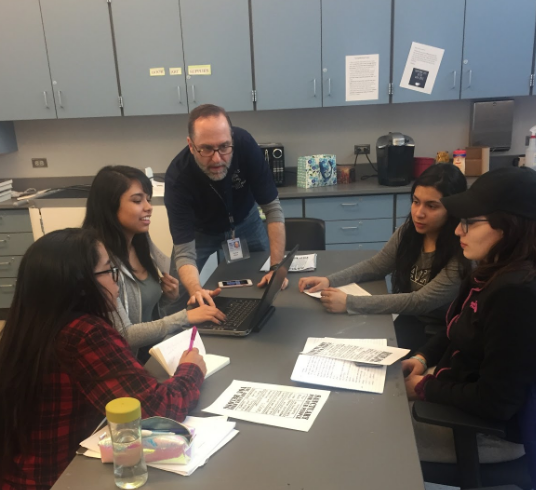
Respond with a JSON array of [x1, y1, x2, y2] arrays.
[[269, 263, 279, 271]]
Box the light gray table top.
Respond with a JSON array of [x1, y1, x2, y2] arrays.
[[52, 251, 424, 490]]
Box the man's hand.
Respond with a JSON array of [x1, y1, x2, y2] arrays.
[[298, 276, 329, 293], [178, 348, 207, 376], [187, 304, 226, 325], [160, 273, 180, 300], [187, 287, 221, 307], [257, 271, 289, 290], [405, 374, 424, 401], [319, 287, 348, 313]]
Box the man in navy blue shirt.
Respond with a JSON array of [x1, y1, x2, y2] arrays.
[[165, 104, 286, 307]]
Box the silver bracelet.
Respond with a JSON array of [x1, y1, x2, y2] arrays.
[[410, 356, 427, 372]]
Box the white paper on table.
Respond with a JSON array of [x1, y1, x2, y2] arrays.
[[292, 338, 387, 394], [399, 42, 444, 95], [304, 282, 371, 299], [203, 380, 330, 432], [301, 338, 409, 366], [260, 254, 317, 272], [345, 54, 379, 102]]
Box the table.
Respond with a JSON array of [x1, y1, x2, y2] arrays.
[[52, 251, 424, 490]]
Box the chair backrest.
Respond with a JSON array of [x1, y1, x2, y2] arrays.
[[284, 218, 326, 251], [519, 381, 536, 487]]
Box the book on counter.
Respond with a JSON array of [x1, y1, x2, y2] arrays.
[[0, 180, 13, 203]]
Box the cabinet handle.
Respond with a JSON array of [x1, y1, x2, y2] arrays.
[[0, 239, 7, 244], [43, 91, 49, 108], [328, 78, 331, 96], [313, 78, 317, 97], [468, 70, 472, 88], [192, 85, 196, 102], [341, 202, 358, 206], [177, 86, 182, 104], [0, 261, 11, 266], [452, 70, 457, 89], [0, 284, 14, 289], [57, 90, 64, 107], [341, 226, 359, 230]]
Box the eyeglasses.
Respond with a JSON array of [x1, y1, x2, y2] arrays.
[[191, 142, 233, 158], [460, 218, 489, 234], [94, 267, 119, 282]]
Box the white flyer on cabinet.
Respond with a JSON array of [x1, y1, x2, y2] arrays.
[[400, 42, 444, 94], [203, 380, 330, 432], [345, 54, 379, 101]]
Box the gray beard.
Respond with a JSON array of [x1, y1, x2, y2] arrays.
[[194, 155, 232, 181]]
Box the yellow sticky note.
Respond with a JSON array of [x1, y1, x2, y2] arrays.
[[150, 67, 166, 76], [169, 67, 182, 76], [188, 65, 212, 76]]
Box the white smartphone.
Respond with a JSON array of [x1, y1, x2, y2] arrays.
[[217, 279, 253, 288]]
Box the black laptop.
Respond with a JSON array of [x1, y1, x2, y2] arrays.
[[195, 245, 299, 337]]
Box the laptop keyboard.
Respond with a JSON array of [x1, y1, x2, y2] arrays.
[[219, 299, 259, 330]]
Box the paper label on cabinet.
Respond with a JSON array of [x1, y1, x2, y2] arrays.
[[150, 67, 166, 77], [188, 65, 212, 76], [399, 42, 444, 95], [169, 67, 182, 76], [345, 54, 379, 102]]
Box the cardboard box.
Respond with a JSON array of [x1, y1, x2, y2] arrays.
[[465, 147, 490, 176], [297, 155, 337, 188]]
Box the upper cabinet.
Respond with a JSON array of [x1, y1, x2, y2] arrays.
[[39, 0, 121, 118], [392, 0, 465, 104], [0, 1, 55, 121], [180, 0, 253, 112], [251, 0, 322, 111], [461, 0, 536, 99], [322, 0, 392, 107], [111, 0, 188, 116]]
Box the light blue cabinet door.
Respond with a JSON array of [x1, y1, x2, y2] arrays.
[[111, 0, 188, 116], [180, 0, 253, 112], [321, 0, 391, 107], [0, 1, 55, 121], [40, 0, 121, 118], [392, 0, 464, 103], [280, 199, 303, 218], [461, 0, 536, 99], [251, 0, 322, 110]]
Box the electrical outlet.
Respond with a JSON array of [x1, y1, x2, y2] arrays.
[[32, 158, 48, 168], [354, 144, 371, 155]]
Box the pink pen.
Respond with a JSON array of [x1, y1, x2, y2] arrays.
[[188, 327, 197, 352]]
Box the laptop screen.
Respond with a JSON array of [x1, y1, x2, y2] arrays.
[[249, 245, 299, 327]]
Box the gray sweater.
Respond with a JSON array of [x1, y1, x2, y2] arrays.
[[326, 227, 464, 324]]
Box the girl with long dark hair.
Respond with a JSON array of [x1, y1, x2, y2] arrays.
[[83, 166, 225, 355], [299, 163, 470, 349], [0, 229, 206, 489], [404, 167, 536, 463]]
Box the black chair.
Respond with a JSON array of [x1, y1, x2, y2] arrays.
[[284, 218, 326, 251], [412, 382, 536, 489]]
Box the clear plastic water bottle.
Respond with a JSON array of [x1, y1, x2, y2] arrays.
[[105, 397, 148, 489]]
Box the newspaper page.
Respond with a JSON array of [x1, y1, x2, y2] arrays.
[[203, 380, 330, 432], [291, 338, 387, 394], [301, 338, 409, 366]]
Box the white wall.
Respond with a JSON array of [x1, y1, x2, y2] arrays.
[[1, 95, 534, 179]]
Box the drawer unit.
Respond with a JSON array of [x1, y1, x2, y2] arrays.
[[0, 278, 16, 308], [325, 219, 392, 244], [395, 194, 411, 218], [0, 256, 23, 278], [0, 233, 34, 256], [280, 199, 303, 218], [327, 242, 386, 251], [0, 209, 32, 233], [305, 195, 394, 221]]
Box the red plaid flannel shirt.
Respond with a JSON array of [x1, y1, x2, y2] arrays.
[[2, 314, 204, 490]]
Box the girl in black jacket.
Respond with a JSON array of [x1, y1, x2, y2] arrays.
[[403, 166, 536, 463]]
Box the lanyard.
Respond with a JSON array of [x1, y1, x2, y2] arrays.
[[209, 183, 236, 239]]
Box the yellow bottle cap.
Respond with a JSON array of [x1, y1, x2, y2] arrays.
[[105, 397, 141, 424]]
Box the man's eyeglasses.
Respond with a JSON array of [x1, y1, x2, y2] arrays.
[[192, 143, 233, 158], [94, 267, 119, 283], [460, 218, 488, 234]]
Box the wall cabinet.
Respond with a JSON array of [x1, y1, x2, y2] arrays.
[[0, 1, 55, 121], [251, 0, 322, 111], [321, 0, 391, 107], [461, 0, 536, 99], [392, 0, 465, 103], [111, 0, 188, 116], [39, 0, 121, 119], [180, 0, 253, 112]]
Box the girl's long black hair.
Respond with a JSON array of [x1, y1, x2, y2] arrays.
[[0, 229, 112, 477], [83, 165, 159, 281], [392, 164, 470, 293]]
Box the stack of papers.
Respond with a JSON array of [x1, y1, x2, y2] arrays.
[[0, 179, 12, 203], [261, 254, 317, 272], [304, 282, 371, 299], [80, 416, 238, 476]]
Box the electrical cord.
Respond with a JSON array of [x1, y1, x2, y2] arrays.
[[354, 153, 378, 180]]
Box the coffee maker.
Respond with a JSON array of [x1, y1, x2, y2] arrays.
[[376, 132, 415, 186]]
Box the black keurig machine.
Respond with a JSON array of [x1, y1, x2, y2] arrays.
[[376, 132, 415, 186]]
